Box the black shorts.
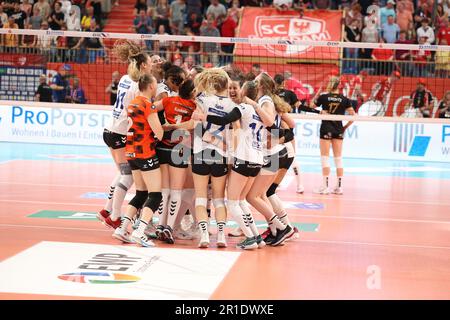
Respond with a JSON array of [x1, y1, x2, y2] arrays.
[[262, 147, 289, 173], [127, 156, 160, 172], [320, 125, 344, 140], [191, 149, 229, 177], [156, 143, 191, 168], [232, 158, 262, 177], [103, 129, 126, 149], [280, 156, 294, 170]]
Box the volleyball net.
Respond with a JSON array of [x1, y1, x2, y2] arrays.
[[0, 27, 449, 122]]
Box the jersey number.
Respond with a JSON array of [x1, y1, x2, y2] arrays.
[[249, 123, 264, 142], [328, 102, 340, 114], [112, 91, 126, 119]]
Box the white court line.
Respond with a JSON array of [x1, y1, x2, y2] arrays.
[[0, 181, 107, 189], [0, 223, 448, 251], [0, 199, 448, 225], [286, 213, 450, 225], [300, 239, 450, 251]]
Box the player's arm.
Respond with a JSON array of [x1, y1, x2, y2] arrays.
[[242, 96, 275, 127], [153, 99, 164, 112], [280, 112, 296, 129], [343, 104, 356, 132], [147, 112, 164, 141], [202, 107, 242, 125]]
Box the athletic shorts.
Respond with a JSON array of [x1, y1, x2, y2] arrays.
[[320, 125, 344, 140], [191, 149, 228, 177], [262, 147, 289, 173], [156, 143, 191, 168], [127, 156, 160, 172], [280, 156, 294, 170], [103, 129, 126, 149], [232, 158, 262, 177]]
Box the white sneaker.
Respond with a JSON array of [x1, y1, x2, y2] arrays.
[[314, 186, 330, 195], [112, 228, 133, 243], [296, 185, 305, 194], [332, 187, 343, 195], [131, 230, 155, 247], [217, 230, 227, 248], [198, 230, 210, 248], [228, 226, 244, 237]]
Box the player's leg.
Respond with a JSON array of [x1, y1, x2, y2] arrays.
[[316, 138, 331, 194], [331, 138, 344, 195]]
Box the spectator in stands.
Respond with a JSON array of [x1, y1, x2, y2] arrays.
[[134, 0, 147, 16], [60, 0, 72, 17], [416, 18, 435, 44], [81, 6, 95, 31], [435, 4, 449, 29], [155, 0, 171, 34], [0, 5, 9, 28], [170, 0, 186, 35], [91, 0, 102, 25], [344, 3, 363, 29], [73, 19, 105, 63], [48, 1, 65, 31], [106, 71, 120, 105], [65, 6, 81, 31], [381, 15, 400, 43], [438, 91, 450, 118], [408, 78, 434, 118], [21, 22, 37, 47], [30, 6, 43, 29], [35, 74, 53, 102], [37, 21, 56, 53], [343, 18, 361, 74], [395, 30, 414, 76], [200, 13, 220, 66], [34, 0, 51, 21], [379, 0, 396, 26], [412, 36, 432, 77], [274, 0, 293, 11], [228, 0, 242, 24], [360, 19, 379, 64], [186, 0, 202, 16], [437, 17, 450, 45], [396, 1, 412, 32], [10, 2, 27, 29], [435, 38, 450, 78], [70, 78, 87, 104], [134, 8, 153, 34], [371, 38, 394, 75], [186, 10, 203, 35], [220, 11, 237, 65], [1, 16, 18, 51], [206, 0, 226, 20], [56, 23, 68, 61], [444, 0, 450, 16], [51, 64, 71, 103], [20, 0, 32, 17], [414, 1, 431, 30], [153, 24, 170, 57]]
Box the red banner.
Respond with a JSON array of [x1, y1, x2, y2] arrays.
[[235, 8, 343, 61], [47, 63, 127, 105], [0, 53, 46, 67]]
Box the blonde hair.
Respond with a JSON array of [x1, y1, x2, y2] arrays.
[[194, 68, 230, 95], [113, 40, 149, 82], [257, 73, 291, 113], [242, 81, 257, 101], [326, 76, 340, 93]]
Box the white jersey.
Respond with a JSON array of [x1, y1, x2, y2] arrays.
[[194, 93, 237, 157], [234, 103, 266, 165], [105, 75, 139, 135], [258, 95, 284, 155], [156, 81, 178, 98]]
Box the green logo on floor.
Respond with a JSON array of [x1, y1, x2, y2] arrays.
[[28, 210, 319, 232]]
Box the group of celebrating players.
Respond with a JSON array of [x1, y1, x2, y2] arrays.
[[96, 40, 355, 249]]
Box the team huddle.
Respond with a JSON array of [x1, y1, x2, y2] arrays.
[[97, 40, 355, 249]]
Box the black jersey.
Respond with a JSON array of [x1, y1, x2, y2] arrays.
[[277, 89, 298, 108], [411, 89, 433, 109], [315, 93, 352, 130]]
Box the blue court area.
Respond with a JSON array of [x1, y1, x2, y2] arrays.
[[1, 142, 449, 179]]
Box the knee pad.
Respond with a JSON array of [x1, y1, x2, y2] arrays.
[[129, 190, 148, 209], [321, 156, 330, 168], [212, 198, 225, 209], [117, 163, 133, 191], [119, 163, 132, 175], [195, 197, 207, 208], [334, 157, 343, 169], [266, 183, 279, 197], [144, 192, 163, 212]]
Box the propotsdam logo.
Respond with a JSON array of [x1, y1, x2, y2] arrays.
[[58, 272, 140, 284], [393, 123, 431, 156]]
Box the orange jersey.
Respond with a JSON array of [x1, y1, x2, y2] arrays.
[[162, 96, 196, 146], [126, 96, 159, 159]]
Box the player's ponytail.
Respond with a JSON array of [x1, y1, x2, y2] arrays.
[[258, 73, 291, 113], [113, 39, 149, 82], [326, 76, 340, 93], [194, 68, 230, 95]]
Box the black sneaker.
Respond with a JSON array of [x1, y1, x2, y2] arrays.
[[163, 226, 175, 244], [155, 225, 165, 241], [271, 225, 294, 246], [263, 231, 276, 245]]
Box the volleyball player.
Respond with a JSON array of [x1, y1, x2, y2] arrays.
[[113, 74, 164, 247], [245, 73, 294, 246], [314, 76, 356, 195], [152, 79, 196, 244], [153, 63, 187, 240], [99, 40, 153, 229], [191, 68, 238, 248]]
